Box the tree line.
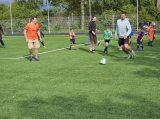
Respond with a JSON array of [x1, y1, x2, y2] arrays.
[[0, 0, 159, 22]]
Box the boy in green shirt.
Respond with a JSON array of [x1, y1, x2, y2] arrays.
[[104, 26, 112, 53]]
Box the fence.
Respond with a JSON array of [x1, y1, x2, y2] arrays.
[[0, 14, 158, 34]]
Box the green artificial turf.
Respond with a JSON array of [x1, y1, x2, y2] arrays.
[[0, 34, 160, 119]]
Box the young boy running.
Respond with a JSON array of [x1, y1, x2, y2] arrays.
[[147, 24, 154, 46], [137, 27, 144, 52], [68, 28, 76, 50], [104, 26, 112, 53]]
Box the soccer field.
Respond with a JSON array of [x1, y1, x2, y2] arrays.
[[0, 34, 160, 119]]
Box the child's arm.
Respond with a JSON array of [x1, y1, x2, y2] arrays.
[[68, 33, 70, 40], [140, 36, 144, 42], [73, 32, 76, 37]]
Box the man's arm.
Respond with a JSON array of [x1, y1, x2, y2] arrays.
[[24, 29, 28, 43], [126, 21, 131, 36], [37, 30, 42, 42]]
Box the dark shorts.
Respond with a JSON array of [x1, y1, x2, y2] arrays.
[[70, 39, 75, 44], [137, 41, 142, 45], [119, 36, 129, 46], [105, 40, 110, 44]]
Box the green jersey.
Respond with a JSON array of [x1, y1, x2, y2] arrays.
[[104, 30, 112, 40]]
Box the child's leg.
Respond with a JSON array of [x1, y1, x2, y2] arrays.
[[88, 35, 90, 44], [140, 44, 144, 51], [137, 44, 139, 51], [105, 42, 109, 51], [74, 44, 76, 49]]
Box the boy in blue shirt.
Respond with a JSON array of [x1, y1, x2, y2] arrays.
[[104, 26, 112, 53], [137, 27, 144, 52]]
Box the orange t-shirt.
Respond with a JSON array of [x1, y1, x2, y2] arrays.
[[25, 23, 39, 40], [147, 28, 154, 41]]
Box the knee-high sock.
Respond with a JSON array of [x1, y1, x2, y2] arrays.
[[105, 46, 108, 51], [41, 41, 44, 46], [141, 45, 144, 49], [97, 39, 100, 43], [88, 35, 90, 44], [137, 46, 139, 50]]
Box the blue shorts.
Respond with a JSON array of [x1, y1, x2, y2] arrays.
[[137, 41, 142, 45], [70, 39, 75, 44]]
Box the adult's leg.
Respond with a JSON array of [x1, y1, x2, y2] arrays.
[[89, 32, 94, 51], [0, 36, 4, 45], [93, 35, 97, 50], [35, 48, 38, 58]]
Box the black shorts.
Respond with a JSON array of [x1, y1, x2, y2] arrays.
[[119, 36, 129, 46], [104, 40, 110, 44], [70, 39, 75, 44]]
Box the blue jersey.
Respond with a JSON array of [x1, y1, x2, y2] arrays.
[[137, 32, 144, 42]]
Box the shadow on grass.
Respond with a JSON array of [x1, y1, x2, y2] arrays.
[[17, 94, 160, 119]]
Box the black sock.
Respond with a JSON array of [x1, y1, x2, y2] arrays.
[[41, 41, 44, 46], [153, 36, 155, 41], [141, 45, 144, 48]]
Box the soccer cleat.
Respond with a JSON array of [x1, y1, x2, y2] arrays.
[[127, 55, 132, 59], [137, 50, 139, 52], [44, 46, 46, 48], [119, 48, 122, 50], [74, 48, 76, 50], [150, 45, 153, 47], [3, 45, 6, 48], [92, 50, 97, 52], [35, 58, 40, 61], [69, 46, 71, 50], [118, 46, 121, 49], [98, 42, 101, 46], [89, 51, 94, 54], [29, 57, 32, 61], [132, 50, 136, 58], [86, 44, 90, 46], [142, 48, 144, 51]]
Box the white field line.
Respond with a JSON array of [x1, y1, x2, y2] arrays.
[[0, 42, 93, 60]]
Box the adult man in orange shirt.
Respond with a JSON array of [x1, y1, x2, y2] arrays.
[[24, 16, 42, 61]]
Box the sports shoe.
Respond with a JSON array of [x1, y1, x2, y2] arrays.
[[132, 50, 136, 58], [137, 50, 139, 52], [3, 45, 6, 48], [29, 57, 32, 61], [98, 42, 101, 46], [92, 50, 97, 52], [35, 58, 40, 61], [69, 46, 71, 50], [89, 51, 94, 54], [44, 46, 46, 48], [142, 48, 144, 51], [86, 44, 90, 46], [127, 55, 132, 59], [119, 48, 122, 50], [74, 48, 76, 50]]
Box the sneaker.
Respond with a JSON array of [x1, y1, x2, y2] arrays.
[[127, 55, 132, 59], [86, 44, 90, 46], [44, 46, 46, 48], [74, 49, 76, 50], [29, 57, 32, 61], [92, 50, 97, 52], [150, 45, 153, 47], [118, 46, 121, 49], [35, 58, 40, 61], [3, 45, 6, 48], [89, 51, 94, 54], [142, 48, 144, 51], [137, 50, 139, 52], [119, 48, 122, 50], [98, 42, 101, 46], [132, 50, 136, 58], [69, 46, 71, 50]]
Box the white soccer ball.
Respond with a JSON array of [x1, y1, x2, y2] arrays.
[[100, 58, 107, 65]]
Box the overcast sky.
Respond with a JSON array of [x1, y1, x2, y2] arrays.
[[0, 0, 47, 9]]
